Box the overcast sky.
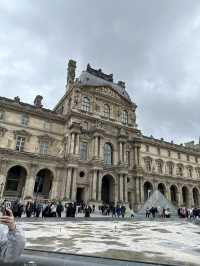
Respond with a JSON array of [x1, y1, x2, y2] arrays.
[[1, 0, 200, 144]]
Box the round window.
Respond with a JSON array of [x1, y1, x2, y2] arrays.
[[80, 171, 85, 178]]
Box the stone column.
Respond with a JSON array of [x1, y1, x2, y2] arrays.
[[134, 147, 138, 166], [119, 142, 123, 163], [119, 174, 124, 202], [65, 167, 72, 200], [50, 168, 62, 199], [99, 137, 104, 160], [23, 164, 37, 199], [0, 160, 8, 198], [124, 175, 128, 202], [98, 171, 103, 201], [165, 185, 171, 201], [92, 170, 97, 201], [189, 188, 194, 207], [177, 190, 182, 207], [140, 176, 144, 204], [135, 176, 141, 204], [75, 134, 80, 155], [70, 133, 75, 154], [71, 168, 77, 202], [137, 146, 140, 166]]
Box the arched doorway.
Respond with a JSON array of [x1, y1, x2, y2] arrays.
[[144, 181, 153, 202], [182, 186, 189, 207], [193, 187, 200, 207], [170, 185, 178, 205], [4, 165, 27, 198], [34, 169, 53, 199], [101, 175, 115, 204], [158, 183, 166, 196]]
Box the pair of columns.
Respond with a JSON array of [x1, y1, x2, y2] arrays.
[[91, 169, 102, 201], [118, 173, 128, 202], [69, 132, 80, 155], [93, 136, 103, 159], [65, 167, 77, 201], [119, 142, 126, 164]]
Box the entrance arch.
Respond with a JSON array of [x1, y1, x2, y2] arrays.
[[4, 165, 27, 198], [101, 175, 115, 204], [170, 185, 178, 205], [182, 186, 189, 207], [193, 187, 200, 207], [158, 183, 166, 196], [144, 181, 153, 202], [34, 169, 53, 198]]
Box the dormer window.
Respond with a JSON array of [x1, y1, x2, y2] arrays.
[[21, 114, 29, 126], [82, 97, 90, 112]]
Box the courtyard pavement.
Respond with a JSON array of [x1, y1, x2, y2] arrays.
[[16, 218, 200, 266]]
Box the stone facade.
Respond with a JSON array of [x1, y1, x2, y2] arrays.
[[0, 60, 200, 210]]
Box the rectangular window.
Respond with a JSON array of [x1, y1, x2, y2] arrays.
[[80, 142, 88, 160], [157, 147, 160, 155], [40, 142, 49, 154], [177, 152, 181, 159], [168, 150, 171, 157], [145, 161, 151, 172], [21, 114, 29, 126], [16, 136, 25, 152], [187, 154, 190, 161], [145, 145, 149, 152]]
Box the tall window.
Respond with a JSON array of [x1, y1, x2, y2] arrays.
[[16, 136, 25, 152], [167, 162, 173, 175], [104, 143, 113, 165], [40, 142, 49, 154], [122, 110, 128, 125], [80, 142, 88, 160], [156, 160, 163, 174], [177, 165, 183, 176], [177, 152, 181, 159], [127, 151, 130, 167], [82, 97, 90, 112], [145, 160, 151, 172], [21, 114, 29, 126], [188, 167, 193, 178], [104, 104, 110, 118]]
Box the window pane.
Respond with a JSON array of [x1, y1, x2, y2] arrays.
[[104, 143, 112, 165], [82, 97, 90, 112]]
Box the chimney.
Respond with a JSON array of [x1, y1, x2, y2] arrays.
[[117, 81, 126, 89], [14, 96, 20, 103], [34, 95, 43, 108], [67, 59, 76, 85]]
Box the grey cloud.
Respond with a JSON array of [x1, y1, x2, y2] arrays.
[[0, 0, 200, 143]]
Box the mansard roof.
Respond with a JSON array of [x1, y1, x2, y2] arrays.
[[78, 64, 132, 103], [0, 96, 64, 121]]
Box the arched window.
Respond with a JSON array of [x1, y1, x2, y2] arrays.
[[82, 97, 90, 112], [104, 104, 110, 118], [104, 143, 113, 165], [122, 110, 128, 125]]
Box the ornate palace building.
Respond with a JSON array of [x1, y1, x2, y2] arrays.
[[0, 60, 200, 210]]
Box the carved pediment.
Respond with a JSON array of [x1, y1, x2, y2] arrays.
[[95, 86, 121, 100], [13, 129, 31, 140], [37, 134, 55, 144]]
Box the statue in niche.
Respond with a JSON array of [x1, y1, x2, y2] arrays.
[[67, 59, 76, 85]]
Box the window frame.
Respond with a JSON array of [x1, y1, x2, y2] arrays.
[[21, 113, 29, 126], [122, 110, 128, 125], [82, 97, 90, 112], [16, 136, 26, 152], [103, 104, 110, 118], [80, 141, 88, 160]]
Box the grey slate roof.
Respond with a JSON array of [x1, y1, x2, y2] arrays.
[[79, 71, 132, 103]]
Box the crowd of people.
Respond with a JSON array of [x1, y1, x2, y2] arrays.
[[178, 207, 200, 219], [145, 206, 171, 218], [0, 200, 129, 219]]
